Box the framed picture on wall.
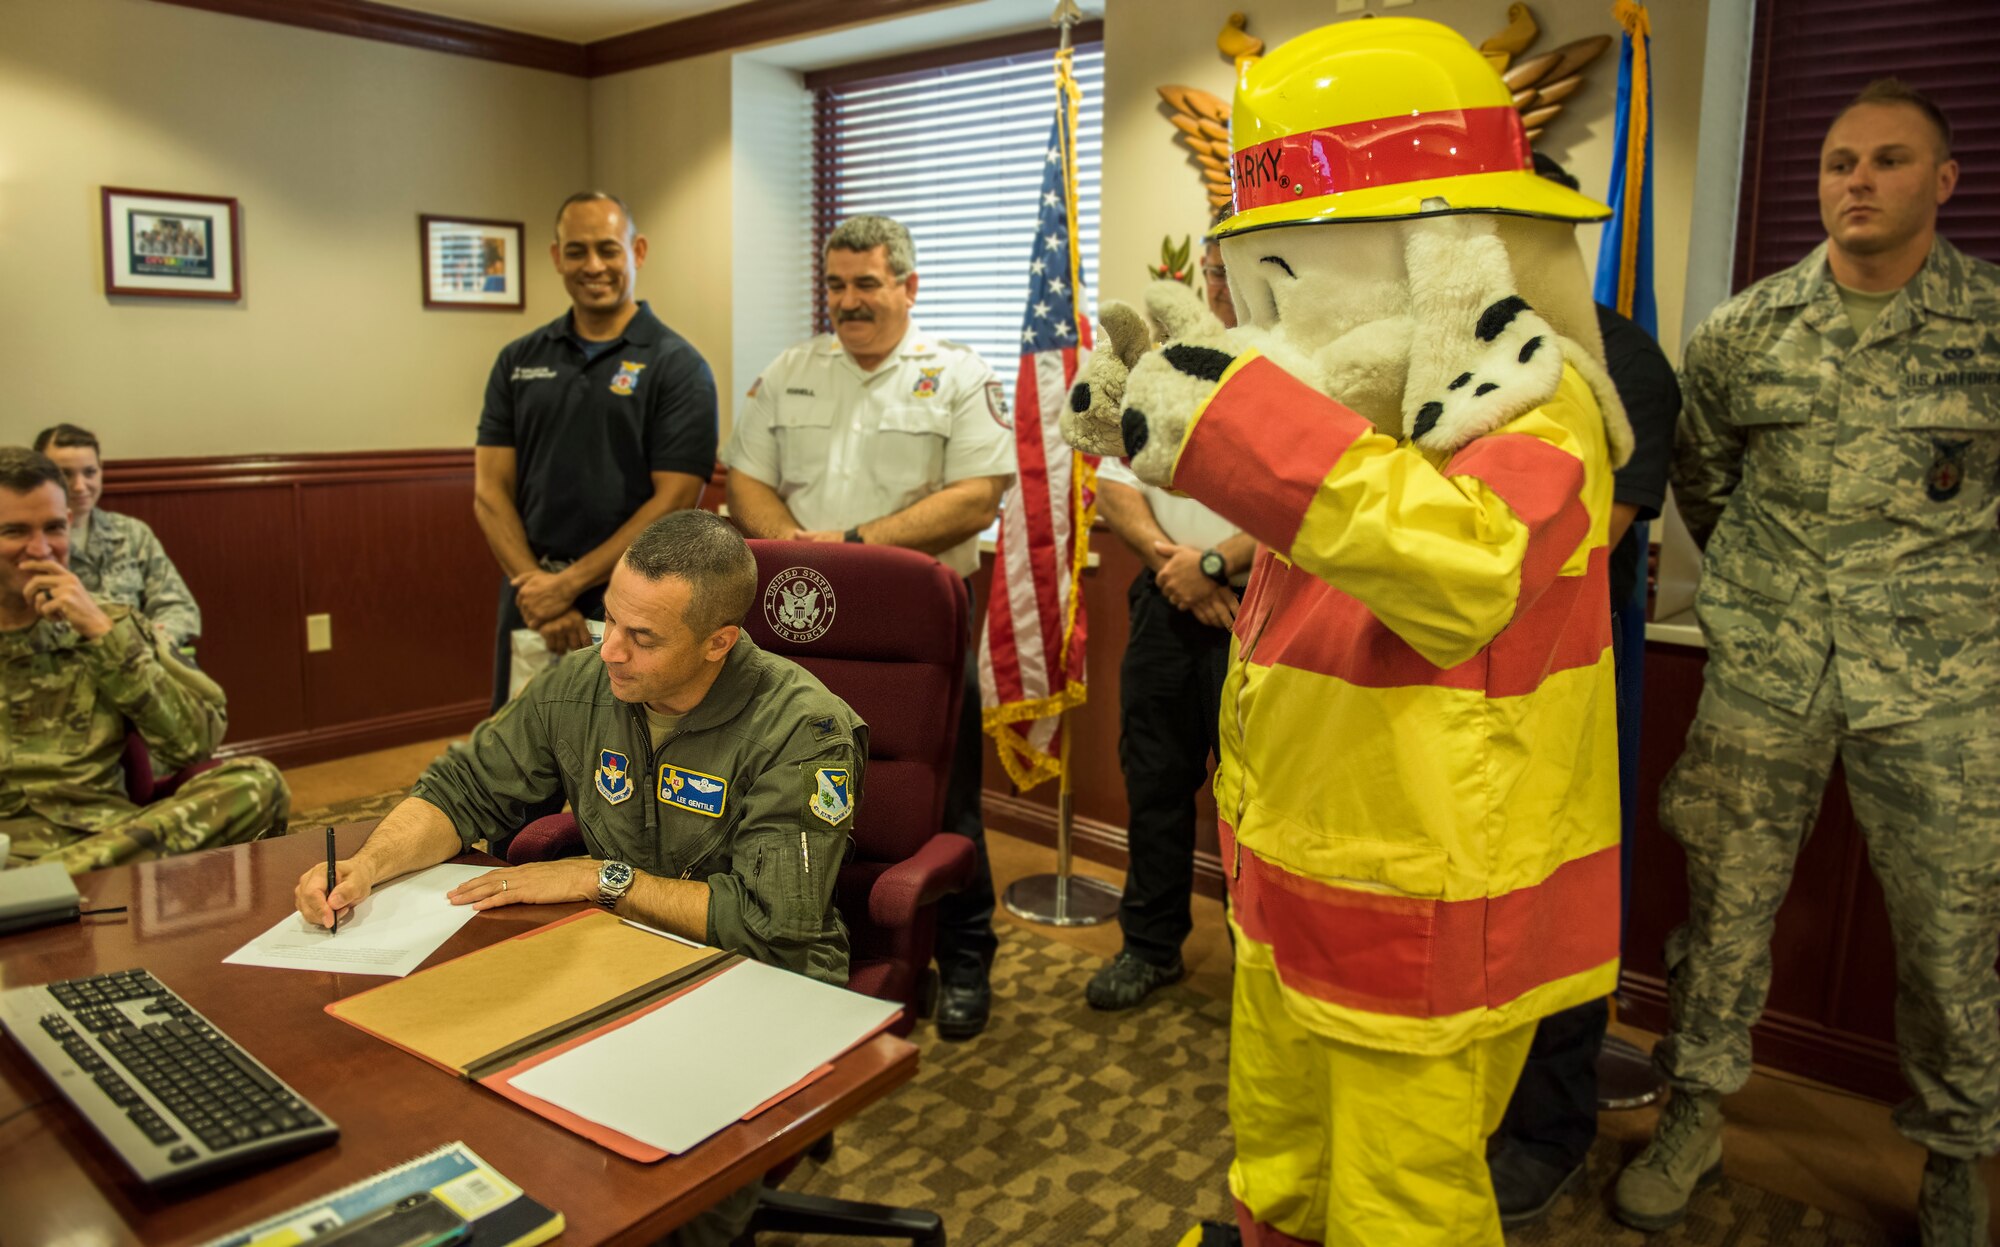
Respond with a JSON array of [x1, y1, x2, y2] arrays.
[[420, 215, 525, 310], [101, 187, 242, 300]]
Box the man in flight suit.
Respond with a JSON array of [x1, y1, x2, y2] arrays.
[[723, 213, 1015, 1039], [298, 508, 864, 1247]]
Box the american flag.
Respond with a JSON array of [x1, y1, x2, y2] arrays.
[[979, 51, 1096, 791]]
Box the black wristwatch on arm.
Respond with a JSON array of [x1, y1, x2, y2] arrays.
[[843, 527, 864, 544], [1200, 549, 1229, 585]]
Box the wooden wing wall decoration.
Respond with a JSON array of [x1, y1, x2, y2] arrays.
[[1157, 6, 1611, 215]]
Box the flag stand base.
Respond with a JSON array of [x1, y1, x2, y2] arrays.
[[1003, 872, 1120, 926]]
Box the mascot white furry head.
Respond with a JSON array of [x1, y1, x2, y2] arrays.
[[1066, 16, 1633, 479]]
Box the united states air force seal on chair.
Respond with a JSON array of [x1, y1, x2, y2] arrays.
[[763, 567, 836, 643]]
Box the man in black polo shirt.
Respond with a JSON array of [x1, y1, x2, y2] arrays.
[[474, 191, 719, 710]]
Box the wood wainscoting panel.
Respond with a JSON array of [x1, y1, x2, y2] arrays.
[[96, 478, 307, 747], [296, 470, 494, 729], [1621, 640, 1908, 1102], [102, 451, 491, 769], [973, 528, 1225, 901]]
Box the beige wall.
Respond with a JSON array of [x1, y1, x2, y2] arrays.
[[1, 0, 1717, 462], [0, 0, 588, 458], [1101, 0, 1710, 359], [590, 52, 738, 431]]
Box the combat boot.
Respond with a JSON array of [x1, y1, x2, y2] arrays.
[[1612, 1090, 1724, 1231], [1917, 1152, 1990, 1247]]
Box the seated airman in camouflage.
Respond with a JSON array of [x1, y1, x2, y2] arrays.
[[33, 423, 202, 656], [0, 447, 288, 874]]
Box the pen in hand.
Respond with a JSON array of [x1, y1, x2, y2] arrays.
[[325, 826, 340, 935]]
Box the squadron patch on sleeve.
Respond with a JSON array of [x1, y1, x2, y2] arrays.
[[805, 765, 853, 827], [985, 380, 1012, 429]]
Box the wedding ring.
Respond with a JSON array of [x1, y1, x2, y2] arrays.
[[500, 879, 509, 892]]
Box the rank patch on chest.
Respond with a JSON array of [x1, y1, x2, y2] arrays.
[[808, 767, 853, 826], [610, 360, 647, 396], [659, 763, 727, 817], [1928, 436, 1971, 502], [595, 748, 634, 805], [912, 367, 943, 398]]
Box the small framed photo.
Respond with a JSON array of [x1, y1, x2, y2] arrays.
[[420, 214, 525, 310], [101, 187, 242, 300]]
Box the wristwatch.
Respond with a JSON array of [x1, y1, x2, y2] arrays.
[[1200, 550, 1229, 585], [843, 526, 864, 543], [595, 860, 636, 909]]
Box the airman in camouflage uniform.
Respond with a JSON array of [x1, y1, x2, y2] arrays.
[[71, 510, 202, 653], [1616, 83, 2000, 1245], [1, 447, 287, 875], [35, 423, 202, 652]]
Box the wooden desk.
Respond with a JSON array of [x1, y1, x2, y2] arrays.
[[0, 827, 919, 1246]]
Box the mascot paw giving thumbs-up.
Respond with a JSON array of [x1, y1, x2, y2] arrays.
[[1070, 19, 1636, 1247]]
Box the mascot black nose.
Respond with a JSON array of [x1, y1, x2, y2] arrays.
[[1069, 382, 1091, 414], [1122, 407, 1150, 457]]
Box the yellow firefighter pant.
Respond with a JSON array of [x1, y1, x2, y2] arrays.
[[1225, 949, 1535, 1247]]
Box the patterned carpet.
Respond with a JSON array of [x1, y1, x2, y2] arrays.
[[765, 934, 1890, 1247], [290, 789, 412, 830], [283, 794, 1887, 1245]]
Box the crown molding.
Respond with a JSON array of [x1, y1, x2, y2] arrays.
[[152, 0, 1002, 78], [152, 0, 588, 74]]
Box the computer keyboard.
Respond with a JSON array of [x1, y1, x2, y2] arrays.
[[0, 967, 338, 1188]]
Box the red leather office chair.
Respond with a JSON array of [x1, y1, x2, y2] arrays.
[[508, 542, 974, 1246], [509, 540, 977, 1029], [121, 731, 223, 805]]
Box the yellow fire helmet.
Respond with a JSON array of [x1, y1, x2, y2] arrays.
[[1215, 16, 1610, 238]]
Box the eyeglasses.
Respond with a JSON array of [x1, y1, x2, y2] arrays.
[[1201, 265, 1228, 281]]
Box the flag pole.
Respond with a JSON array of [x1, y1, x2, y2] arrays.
[[998, 0, 1119, 928]]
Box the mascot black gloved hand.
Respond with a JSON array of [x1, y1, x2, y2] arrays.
[[1086, 20, 1633, 1247]]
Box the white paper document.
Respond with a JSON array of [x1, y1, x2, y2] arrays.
[[223, 863, 490, 977], [508, 958, 900, 1154]]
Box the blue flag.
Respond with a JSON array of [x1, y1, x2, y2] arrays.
[[1595, 0, 1657, 338]]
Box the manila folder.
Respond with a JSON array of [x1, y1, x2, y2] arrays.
[[328, 909, 725, 1076]]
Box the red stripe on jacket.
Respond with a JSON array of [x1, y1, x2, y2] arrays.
[[1443, 431, 1590, 611], [1223, 822, 1620, 1019], [1235, 544, 1610, 695], [1173, 356, 1374, 550]]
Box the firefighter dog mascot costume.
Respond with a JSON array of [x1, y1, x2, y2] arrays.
[[1066, 19, 1632, 1247]]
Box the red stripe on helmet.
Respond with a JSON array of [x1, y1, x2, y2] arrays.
[[1231, 105, 1532, 215]]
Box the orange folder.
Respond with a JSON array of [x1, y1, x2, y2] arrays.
[[328, 910, 890, 1160]]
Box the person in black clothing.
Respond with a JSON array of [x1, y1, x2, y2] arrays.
[[1086, 230, 1256, 1011], [473, 191, 719, 711], [1485, 155, 1684, 1225]]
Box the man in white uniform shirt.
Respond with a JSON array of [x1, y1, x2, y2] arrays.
[[725, 214, 1015, 1038], [1087, 246, 1255, 1010]]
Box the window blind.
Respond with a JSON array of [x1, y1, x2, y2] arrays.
[[811, 42, 1104, 376], [1735, 0, 1998, 290]]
